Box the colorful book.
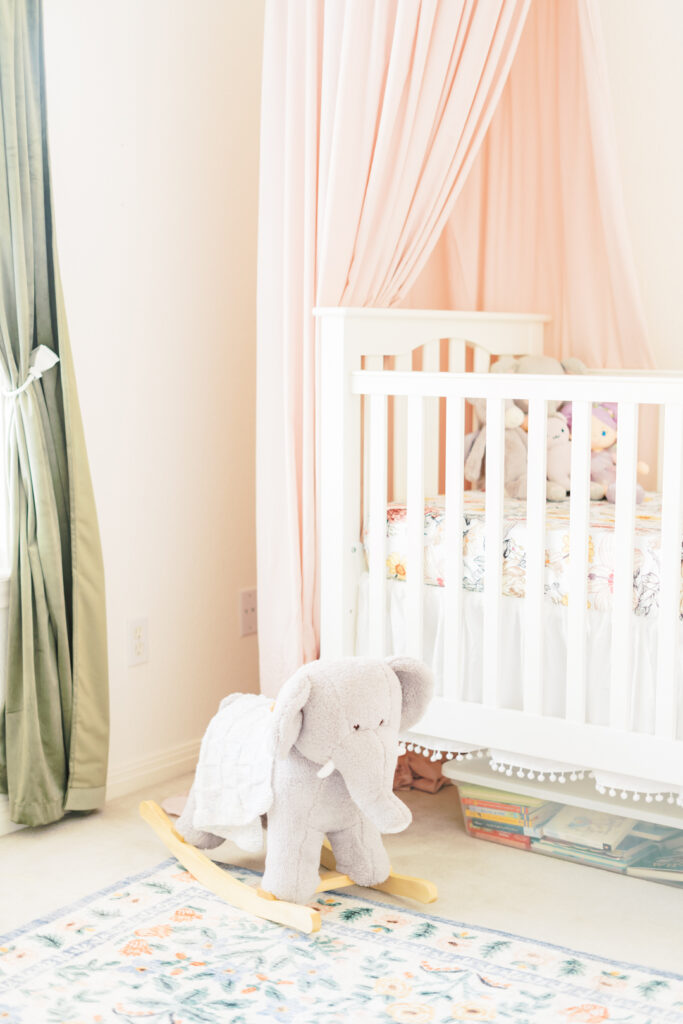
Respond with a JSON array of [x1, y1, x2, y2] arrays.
[[467, 817, 525, 835], [462, 801, 559, 827], [463, 806, 524, 826], [540, 806, 634, 852], [461, 797, 527, 815], [458, 784, 549, 812], [458, 785, 558, 826], [467, 823, 531, 850]]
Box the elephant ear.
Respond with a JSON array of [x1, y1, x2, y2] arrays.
[[272, 665, 311, 759], [386, 657, 434, 731]]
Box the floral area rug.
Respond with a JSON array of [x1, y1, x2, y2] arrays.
[[1, 858, 682, 1023]]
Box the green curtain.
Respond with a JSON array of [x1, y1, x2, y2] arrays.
[[0, 0, 109, 826]]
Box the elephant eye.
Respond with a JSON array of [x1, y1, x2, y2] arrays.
[[353, 724, 360, 730]]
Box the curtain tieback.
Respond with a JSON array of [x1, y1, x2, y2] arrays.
[[3, 346, 60, 399]]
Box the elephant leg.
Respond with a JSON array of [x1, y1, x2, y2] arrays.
[[328, 819, 391, 889], [262, 817, 324, 905], [175, 785, 224, 850]]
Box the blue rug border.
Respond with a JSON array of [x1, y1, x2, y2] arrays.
[[2, 855, 682, 984]]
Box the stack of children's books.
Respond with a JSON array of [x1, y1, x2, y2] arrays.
[[458, 783, 560, 850], [458, 782, 683, 885], [531, 807, 658, 873]]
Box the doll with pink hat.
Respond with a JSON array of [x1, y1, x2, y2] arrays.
[[560, 401, 646, 503]]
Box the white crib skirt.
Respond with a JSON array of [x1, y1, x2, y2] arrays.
[[356, 574, 683, 741]]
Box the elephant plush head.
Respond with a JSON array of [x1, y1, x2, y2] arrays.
[[271, 656, 434, 834]]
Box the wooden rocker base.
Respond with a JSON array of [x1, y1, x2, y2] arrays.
[[140, 800, 438, 934]]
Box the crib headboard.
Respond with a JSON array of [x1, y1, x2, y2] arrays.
[[316, 306, 550, 513], [314, 307, 550, 653]]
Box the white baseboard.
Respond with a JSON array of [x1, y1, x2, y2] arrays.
[[0, 795, 24, 837], [0, 739, 200, 837], [106, 738, 201, 802]]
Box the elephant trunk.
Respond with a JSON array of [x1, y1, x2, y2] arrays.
[[332, 731, 412, 835]]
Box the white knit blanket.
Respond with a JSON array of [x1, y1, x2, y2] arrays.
[[176, 692, 276, 854]]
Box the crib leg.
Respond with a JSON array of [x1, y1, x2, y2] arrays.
[[320, 838, 438, 904]]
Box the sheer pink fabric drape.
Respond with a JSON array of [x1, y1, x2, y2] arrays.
[[409, 0, 654, 371], [257, 0, 531, 693]]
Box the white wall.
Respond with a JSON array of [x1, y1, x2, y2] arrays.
[[37, 0, 681, 792], [598, 0, 683, 370], [43, 0, 265, 790]]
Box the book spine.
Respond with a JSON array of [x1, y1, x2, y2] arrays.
[[467, 817, 525, 835], [468, 825, 531, 850], [461, 796, 528, 815], [463, 808, 523, 826]]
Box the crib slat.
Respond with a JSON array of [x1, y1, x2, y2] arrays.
[[363, 355, 383, 527], [406, 395, 425, 659], [483, 397, 505, 707], [392, 353, 412, 502], [610, 402, 638, 731], [473, 348, 490, 373], [472, 349, 490, 433], [656, 402, 683, 739], [444, 396, 465, 698], [423, 340, 440, 499], [448, 339, 467, 373], [566, 399, 592, 723], [368, 394, 388, 658], [523, 398, 548, 715]]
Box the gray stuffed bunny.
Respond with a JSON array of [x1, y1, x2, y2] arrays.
[[465, 397, 528, 499], [177, 656, 434, 905]]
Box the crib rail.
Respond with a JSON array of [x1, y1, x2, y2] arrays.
[[353, 369, 683, 404], [317, 309, 683, 789], [352, 371, 683, 784]]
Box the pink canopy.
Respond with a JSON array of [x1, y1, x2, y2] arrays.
[[408, 0, 653, 371], [257, 0, 654, 694]]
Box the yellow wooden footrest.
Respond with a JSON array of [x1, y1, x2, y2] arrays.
[[320, 838, 438, 903]]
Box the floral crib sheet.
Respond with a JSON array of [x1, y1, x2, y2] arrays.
[[364, 492, 681, 619]]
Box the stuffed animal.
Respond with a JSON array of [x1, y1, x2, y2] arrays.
[[491, 353, 587, 417], [465, 398, 571, 501], [545, 412, 572, 500], [176, 656, 434, 905], [464, 398, 528, 498], [560, 401, 646, 503]]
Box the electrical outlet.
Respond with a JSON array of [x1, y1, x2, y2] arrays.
[[240, 588, 257, 637], [127, 617, 149, 667]]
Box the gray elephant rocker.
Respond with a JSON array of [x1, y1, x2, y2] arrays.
[[140, 656, 437, 933]]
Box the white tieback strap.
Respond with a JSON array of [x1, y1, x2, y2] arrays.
[[3, 346, 60, 399]]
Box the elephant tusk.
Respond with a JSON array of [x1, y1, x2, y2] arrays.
[[317, 760, 335, 779]]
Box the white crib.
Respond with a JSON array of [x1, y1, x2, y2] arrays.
[[316, 307, 683, 814]]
